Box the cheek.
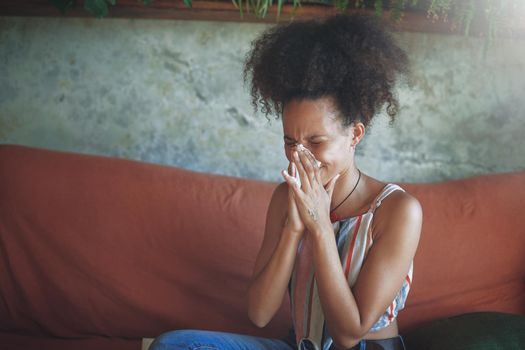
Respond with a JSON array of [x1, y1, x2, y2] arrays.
[[314, 147, 346, 168], [312, 147, 332, 163]]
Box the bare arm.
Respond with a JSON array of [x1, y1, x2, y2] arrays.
[[247, 182, 302, 327], [286, 149, 422, 348], [311, 193, 422, 348]]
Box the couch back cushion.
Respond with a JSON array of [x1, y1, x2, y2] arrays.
[[0, 144, 524, 338], [399, 173, 525, 331], [0, 144, 289, 338]]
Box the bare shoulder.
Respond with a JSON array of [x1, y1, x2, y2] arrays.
[[273, 181, 289, 199], [381, 189, 422, 217], [372, 189, 423, 242], [265, 182, 289, 233], [268, 182, 288, 213]]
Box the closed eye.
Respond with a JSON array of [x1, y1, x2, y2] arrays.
[[308, 141, 323, 146]]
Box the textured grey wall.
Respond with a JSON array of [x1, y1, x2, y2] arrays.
[[1, 16, 524, 183]]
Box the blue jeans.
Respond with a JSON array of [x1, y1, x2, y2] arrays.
[[149, 329, 295, 350]]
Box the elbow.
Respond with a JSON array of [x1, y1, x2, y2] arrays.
[[247, 288, 271, 328], [248, 312, 270, 328], [332, 336, 360, 350], [330, 325, 369, 349], [247, 305, 271, 328]]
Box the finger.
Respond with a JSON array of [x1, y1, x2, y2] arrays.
[[283, 171, 302, 229], [303, 150, 322, 188], [282, 170, 307, 212], [325, 174, 341, 199], [302, 148, 321, 183], [281, 169, 302, 194], [293, 151, 311, 191], [288, 162, 303, 189], [281, 169, 297, 186], [297, 150, 316, 188]]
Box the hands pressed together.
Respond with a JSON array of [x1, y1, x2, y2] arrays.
[[281, 146, 340, 237]]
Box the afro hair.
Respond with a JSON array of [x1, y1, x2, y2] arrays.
[[243, 14, 410, 127]]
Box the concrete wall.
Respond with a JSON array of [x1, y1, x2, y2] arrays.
[[1, 16, 524, 183]]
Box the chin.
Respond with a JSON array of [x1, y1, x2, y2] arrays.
[[324, 171, 342, 187]]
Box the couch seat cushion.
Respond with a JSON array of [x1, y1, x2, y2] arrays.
[[403, 312, 525, 350]]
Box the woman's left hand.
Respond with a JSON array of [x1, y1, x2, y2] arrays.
[[282, 149, 340, 235]]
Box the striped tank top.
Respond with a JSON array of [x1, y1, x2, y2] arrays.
[[290, 183, 413, 350]]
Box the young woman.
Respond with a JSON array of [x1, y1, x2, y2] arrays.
[[150, 13, 422, 350]]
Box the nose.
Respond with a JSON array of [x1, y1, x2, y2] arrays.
[[291, 144, 322, 168], [294, 143, 306, 151]]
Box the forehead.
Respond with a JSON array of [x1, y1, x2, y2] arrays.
[[282, 97, 343, 136]]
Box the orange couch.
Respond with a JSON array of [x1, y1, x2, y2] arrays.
[[0, 144, 524, 350]]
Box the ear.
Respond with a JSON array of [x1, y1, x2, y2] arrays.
[[351, 122, 366, 148]]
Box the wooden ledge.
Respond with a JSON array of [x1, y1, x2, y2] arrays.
[[1, 0, 524, 39]]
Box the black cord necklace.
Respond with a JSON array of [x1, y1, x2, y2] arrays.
[[329, 169, 361, 223]]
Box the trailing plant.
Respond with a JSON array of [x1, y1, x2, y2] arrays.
[[50, 0, 523, 50]]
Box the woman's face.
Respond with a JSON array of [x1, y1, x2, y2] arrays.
[[282, 97, 356, 186]]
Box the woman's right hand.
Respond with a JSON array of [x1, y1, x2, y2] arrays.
[[282, 162, 305, 235]]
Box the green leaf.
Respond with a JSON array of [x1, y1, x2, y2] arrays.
[[374, 0, 383, 17], [256, 0, 269, 18], [183, 0, 192, 8], [336, 0, 349, 11], [107, 0, 116, 5], [232, 0, 244, 17], [391, 0, 406, 21], [428, 0, 453, 21], [292, 0, 301, 12], [50, 0, 76, 14], [84, 0, 109, 17], [276, 0, 283, 17], [142, 0, 153, 4], [462, 0, 475, 36], [267, 0, 274, 17]]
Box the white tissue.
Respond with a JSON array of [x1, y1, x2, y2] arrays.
[[286, 144, 322, 188], [296, 143, 322, 167]]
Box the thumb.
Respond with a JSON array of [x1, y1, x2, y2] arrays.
[[325, 174, 340, 199]]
